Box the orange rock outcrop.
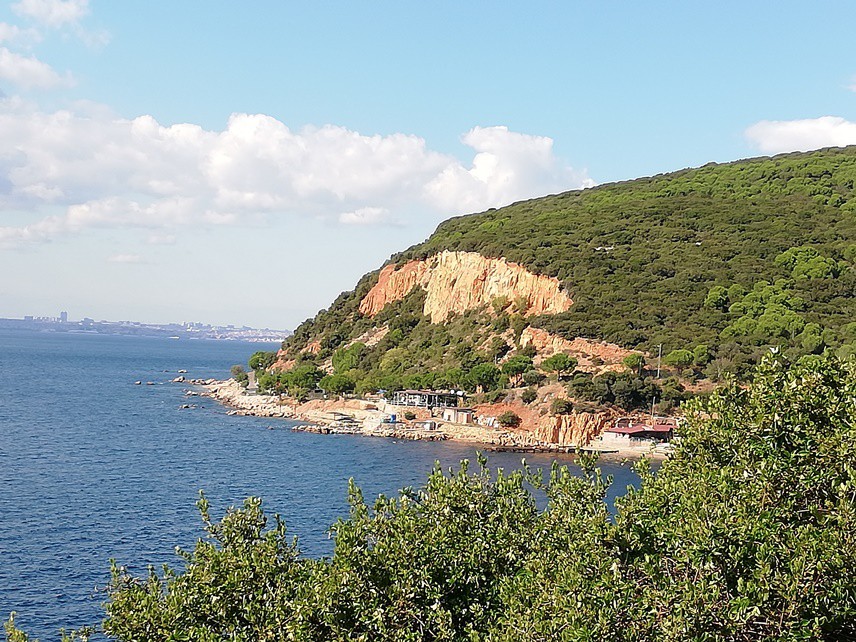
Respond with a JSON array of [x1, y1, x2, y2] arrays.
[[533, 411, 613, 447], [270, 353, 295, 372], [359, 251, 573, 323]]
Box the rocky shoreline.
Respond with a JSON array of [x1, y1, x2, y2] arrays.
[[193, 379, 518, 445], [186, 378, 668, 458]]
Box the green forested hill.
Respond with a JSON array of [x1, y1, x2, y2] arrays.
[[398, 147, 856, 348], [278, 147, 856, 393]]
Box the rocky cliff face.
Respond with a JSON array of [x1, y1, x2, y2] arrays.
[[533, 411, 614, 447], [359, 251, 573, 323], [521, 327, 641, 374]]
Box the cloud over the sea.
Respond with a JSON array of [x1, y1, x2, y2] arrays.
[[745, 116, 856, 154], [0, 105, 593, 248]]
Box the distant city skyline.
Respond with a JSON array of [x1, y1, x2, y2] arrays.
[[1, 1, 856, 328], [5, 310, 288, 332], [1, 310, 290, 341]]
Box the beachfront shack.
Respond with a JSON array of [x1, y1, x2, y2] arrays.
[[597, 416, 677, 448], [391, 389, 461, 408], [441, 407, 475, 424]]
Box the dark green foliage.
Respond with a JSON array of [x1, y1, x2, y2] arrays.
[[621, 353, 645, 374], [230, 364, 249, 387], [319, 373, 355, 396], [44, 356, 853, 641], [541, 352, 577, 378], [657, 377, 688, 411], [486, 336, 511, 362], [248, 350, 277, 371], [500, 355, 533, 387], [257, 364, 324, 397], [332, 342, 365, 373], [521, 369, 545, 387], [663, 349, 694, 369], [496, 411, 522, 427], [569, 371, 662, 411], [468, 362, 501, 392], [484, 389, 507, 404], [567, 371, 609, 405], [521, 388, 538, 404], [550, 397, 574, 415], [609, 373, 660, 411]]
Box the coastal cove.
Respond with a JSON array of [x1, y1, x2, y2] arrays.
[[0, 330, 642, 639], [199, 378, 671, 458]]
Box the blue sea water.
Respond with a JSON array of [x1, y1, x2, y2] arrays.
[[0, 329, 641, 639]]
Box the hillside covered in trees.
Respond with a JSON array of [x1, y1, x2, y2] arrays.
[[270, 147, 856, 404]]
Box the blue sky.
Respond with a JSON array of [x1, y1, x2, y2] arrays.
[[1, 1, 855, 328]]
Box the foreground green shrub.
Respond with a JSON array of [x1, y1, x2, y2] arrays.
[[8, 355, 856, 640]]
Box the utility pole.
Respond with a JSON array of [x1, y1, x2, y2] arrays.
[[656, 344, 662, 379]]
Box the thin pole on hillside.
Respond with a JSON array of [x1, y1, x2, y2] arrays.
[[656, 344, 662, 379]]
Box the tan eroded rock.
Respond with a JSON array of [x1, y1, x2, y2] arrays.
[[346, 325, 389, 349], [271, 349, 295, 372], [359, 251, 573, 323]]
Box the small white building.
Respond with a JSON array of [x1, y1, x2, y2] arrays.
[[440, 407, 475, 424]]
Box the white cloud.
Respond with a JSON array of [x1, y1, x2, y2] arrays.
[[338, 207, 393, 226], [0, 47, 71, 88], [0, 103, 594, 248], [745, 116, 856, 154], [146, 233, 176, 245], [0, 214, 65, 245], [11, 0, 107, 47], [424, 126, 594, 213], [107, 253, 144, 264], [0, 22, 42, 46], [12, 0, 88, 28]]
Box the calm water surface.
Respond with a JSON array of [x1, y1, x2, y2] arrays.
[[0, 329, 640, 638]]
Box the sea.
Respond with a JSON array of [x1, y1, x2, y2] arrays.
[[0, 329, 642, 639]]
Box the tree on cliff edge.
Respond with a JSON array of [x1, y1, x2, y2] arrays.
[[500, 355, 533, 387], [541, 353, 578, 379]]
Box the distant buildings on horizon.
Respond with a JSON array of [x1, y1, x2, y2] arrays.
[[2, 311, 291, 342]]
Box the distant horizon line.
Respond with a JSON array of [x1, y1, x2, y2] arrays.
[[0, 313, 291, 334]]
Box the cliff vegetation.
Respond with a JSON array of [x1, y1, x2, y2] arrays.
[[262, 148, 856, 414]]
